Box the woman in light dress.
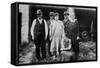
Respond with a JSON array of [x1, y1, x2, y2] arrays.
[[50, 12, 65, 59]]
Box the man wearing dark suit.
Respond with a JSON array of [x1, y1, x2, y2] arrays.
[[31, 9, 48, 61], [63, 10, 80, 61]]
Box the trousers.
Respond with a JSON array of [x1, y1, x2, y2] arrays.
[[34, 39, 46, 60]]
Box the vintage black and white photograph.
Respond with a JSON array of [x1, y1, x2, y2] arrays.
[[11, 2, 97, 65]]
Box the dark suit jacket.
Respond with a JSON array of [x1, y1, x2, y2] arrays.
[[63, 19, 79, 42]]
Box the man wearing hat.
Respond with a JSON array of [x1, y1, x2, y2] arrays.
[[46, 12, 55, 56], [63, 9, 80, 61], [30, 9, 48, 61]]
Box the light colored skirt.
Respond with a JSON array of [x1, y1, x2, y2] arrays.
[[50, 36, 61, 53]]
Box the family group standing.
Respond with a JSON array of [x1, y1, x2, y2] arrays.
[[30, 8, 80, 61]]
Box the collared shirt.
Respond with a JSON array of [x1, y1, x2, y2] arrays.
[[37, 18, 43, 24], [30, 18, 48, 40]]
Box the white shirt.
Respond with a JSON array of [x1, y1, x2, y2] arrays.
[[30, 18, 48, 40]]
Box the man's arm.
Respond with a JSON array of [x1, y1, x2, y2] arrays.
[[30, 19, 36, 40], [44, 19, 48, 40]]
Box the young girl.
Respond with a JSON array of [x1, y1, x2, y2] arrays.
[[60, 35, 72, 61]]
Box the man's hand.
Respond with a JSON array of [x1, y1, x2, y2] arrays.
[[32, 35, 34, 40]]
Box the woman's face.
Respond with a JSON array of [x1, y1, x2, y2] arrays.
[[50, 16, 54, 20], [55, 15, 59, 20]]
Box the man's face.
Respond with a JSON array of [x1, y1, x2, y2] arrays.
[[70, 15, 75, 20], [37, 14, 42, 19]]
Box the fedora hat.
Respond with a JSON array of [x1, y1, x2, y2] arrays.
[[36, 9, 43, 15]]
